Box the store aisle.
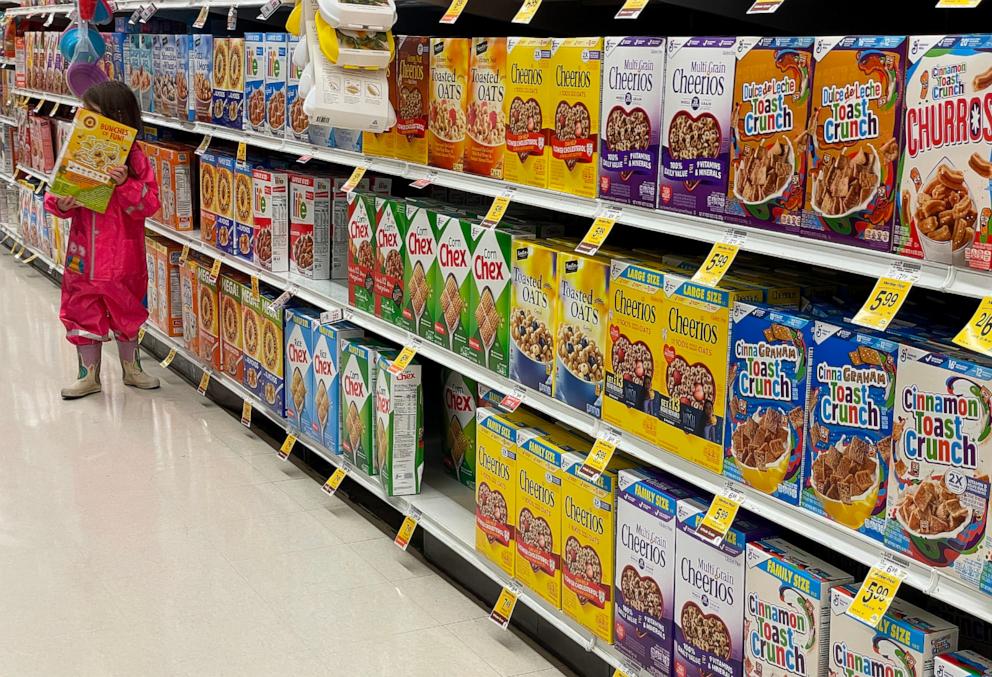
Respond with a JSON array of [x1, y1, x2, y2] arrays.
[[0, 253, 569, 677]]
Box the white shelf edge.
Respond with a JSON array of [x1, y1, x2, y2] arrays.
[[0, 114, 17, 125], [16, 162, 51, 184], [0, 221, 63, 272], [6, 0, 272, 16]]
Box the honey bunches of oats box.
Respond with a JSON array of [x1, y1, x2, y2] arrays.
[[373, 351, 424, 497], [339, 338, 389, 474], [347, 191, 377, 315], [745, 538, 852, 677], [400, 200, 446, 340], [284, 306, 319, 428], [511, 239, 558, 396], [251, 289, 285, 415], [309, 320, 363, 452], [469, 225, 526, 377], [442, 367, 477, 488], [373, 197, 409, 327]]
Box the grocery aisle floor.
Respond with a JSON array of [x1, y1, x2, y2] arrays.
[[0, 251, 570, 677]]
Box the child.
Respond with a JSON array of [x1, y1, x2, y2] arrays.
[[45, 81, 161, 400]]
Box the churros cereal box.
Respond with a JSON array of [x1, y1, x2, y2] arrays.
[[429, 38, 470, 171], [725, 37, 816, 235], [394, 36, 430, 166], [511, 239, 559, 396], [504, 37, 551, 189], [548, 38, 603, 199], [399, 200, 445, 340], [442, 367, 477, 488], [801, 36, 907, 251], [465, 37, 506, 179], [309, 320, 363, 452], [347, 191, 377, 314], [219, 272, 246, 383]]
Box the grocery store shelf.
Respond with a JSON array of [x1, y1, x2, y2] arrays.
[[0, 170, 16, 185], [0, 221, 64, 273], [6, 0, 273, 15], [0, 114, 17, 126], [16, 162, 51, 184]]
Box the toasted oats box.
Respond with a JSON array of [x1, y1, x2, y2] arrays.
[[340, 339, 384, 474], [244, 32, 266, 133], [465, 37, 507, 179], [725, 303, 813, 504], [429, 38, 470, 171], [347, 192, 377, 314], [745, 538, 852, 677], [937, 651, 992, 677], [476, 407, 551, 578], [442, 367, 477, 488], [234, 160, 255, 261], [675, 498, 774, 677], [394, 35, 430, 166], [284, 305, 319, 426], [373, 197, 409, 326], [801, 36, 907, 251], [511, 239, 559, 396], [192, 34, 213, 123], [374, 351, 424, 496], [181, 258, 202, 357], [548, 37, 603, 198], [264, 33, 288, 136], [724, 37, 815, 235], [615, 468, 698, 677], [899, 35, 992, 272], [829, 585, 958, 677], [400, 200, 444, 339], [803, 322, 900, 543], [308, 320, 363, 451], [600, 36, 666, 209], [196, 263, 221, 372], [286, 35, 309, 142], [290, 173, 332, 279], [468, 225, 523, 377], [252, 167, 289, 273], [660, 37, 738, 219], [504, 37, 551, 189], [884, 345, 992, 595], [219, 272, 246, 383], [433, 215, 476, 359]]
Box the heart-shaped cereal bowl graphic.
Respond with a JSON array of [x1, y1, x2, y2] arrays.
[[605, 105, 652, 182], [518, 508, 553, 571], [565, 536, 602, 605], [620, 565, 664, 621], [477, 482, 508, 544], [665, 354, 716, 408], [668, 110, 721, 191], [507, 96, 544, 159], [554, 101, 592, 170], [680, 601, 731, 659]]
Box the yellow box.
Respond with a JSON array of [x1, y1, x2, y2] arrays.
[[510, 239, 560, 397], [503, 37, 551, 189], [547, 37, 602, 199], [429, 37, 470, 172], [475, 407, 550, 578]]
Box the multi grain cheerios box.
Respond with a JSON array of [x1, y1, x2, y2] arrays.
[[252, 167, 289, 273], [725, 303, 814, 504], [724, 37, 816, 235], [600, 36, 666, 209], [936, 651, 992, 677], [373, 351, 424, 496], [745, 538, 853, 677], [674, 498, 774, 677], [196, 263, 222, 372], [504, 37, 551, 189], [468, 224, 525, 377], [244, 32, 266, 134], [615, 468, 698, 677], [433, 215, 476, 359], [399, 200, 446, 340], [898, 35, 992, 272], [219, 271, 247, 383], [442, 366, 477, 489], [373, 197, 409, 327], [429, 38, 470, 171], [465, 37, 506, 179], [475, 407, 550, 578], [284, 305, 319, 427], [829, 585, 958, 677], [347, 191, 377, 315], [884, 344, 992, 595], [803, 322, 900, 542], [548, 37, 603, 199], [660, 37, 738, 219], [801, 36, 907, 251], [394, 36, 430, 166], [192, 34, 213, 123], [308, 320, 363, 452], [340, 338, 390, 474], [511, 239, 559, 396]]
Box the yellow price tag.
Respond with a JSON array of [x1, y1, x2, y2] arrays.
[[394, 509, 421, 550], [251, 275, 260, 298], [34, 181, 45, 195], [197, 370, 211, 395], [579, 427, 621, 481], [851, 278, 913, 331], [489, 585, 519, 629], [695, 486, 746, 544], [511, 0, 542, 23], [160, 347, 177, 368], [953, 297, 992, 356], [241, 400, 252, 427], [845, 559, 909, 626], [322, 467, 347, 496], [237, 142, 247, 163], [48, 102, 60, 117], [692, 242, 741, 287], [278, 433, 297, 460], [33, 99, 45, 113], [209, 257, 222, 280], [615, 0, 648, 18], [480, 190, 513, 229], [341, 164, 368, 193], [193, 3, 209, 27], [137, 327, 146, 344], [179, 243, 190, 264], [936, 0, 981, 6], [576, 208, 621, 256], [195, 135, 212, 155], [440, 0, 468, 23], [21, 252, 37, 264], [388, 339, 421, 375]]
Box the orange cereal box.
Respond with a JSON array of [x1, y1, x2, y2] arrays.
[[394, 36, 430, 166], [429, 38, 470, 172], [504, 37, 551, 189], [465, 37, 506, 179], [548, 38, 603, 199]]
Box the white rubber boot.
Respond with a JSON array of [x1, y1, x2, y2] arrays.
[[62, 346, 102, 400], [119, 342, 160, 390]]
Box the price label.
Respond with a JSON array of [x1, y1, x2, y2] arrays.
[[48, 102, 59, 117], [266, 289, 293, 313], [137, 327, 146, 344], [197, 370, 211, 395], [43, 12, 56, 26], [692, 241, 741, 287], [846, 558, 910, 626], [579, 427, 621, 480], [498, 386, 526, 413], [936, 0, 981, 6], [388, 339, 421, 375], [227, 5, 237, 30], [511, 0, 542, 23], [236, 142, 247, 163], [278, 433, 296, 460], [479, 189, 514, 229], [251, 275, 260, 298], [241, 400, 252, 427], [322, 467, 347, 496], [160, 347, 177, 368], [140, 4, 157, 23], [21, 252, 37, 264], [195, 135, 212, 155], [953, 297, 992, 356], [440, 0, 469, 23], [409, 173, 436, 189], [394, 507, 422, 550], [209, 257, 222, 281], [320, 308, 344, 324], [179, 243, 190, 264], [575, 208, 621, 256], [695, 485, 746, 544], [33, 99, 45, 113], [615, 0, 648, 18], [851, 278, 913, 331], [295, 154, 312, 164], [34, 181, 45, 195], [747, 0, 786, 12], [341, 163, 369, 193], [258, 0, 281, 19], [193, 4, 209, 27], [128, 9, 139, 23], [489, 585, 520, 629]]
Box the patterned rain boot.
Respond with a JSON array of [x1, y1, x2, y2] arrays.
[[118, 339, 160, 390], [61, 344, 102, 400]]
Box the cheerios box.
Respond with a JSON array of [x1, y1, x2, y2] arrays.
[[441, 367, 477, 488], [548, 37, 603, 199], [660, 37, 738, 219], [937, 651, 992, 677], [241, 287, 284, 414], [468, 225, 526, 377], [374, 351, 424, 496], [511, 239, 559, 396], [725, 303, 814, 504], [399, 200, 446, 340], [829, 585, 958, 677], [428, 37, 470, 172], [432, 215, 476, 359], [373, 197, 409, 326], [252, 167, 289, 273], [803, 322, 900, 542], [347, 191, 378, 314], [264, 33, 288, 137], [308, 320, 363, 452], [884, 344, 992, 595], [219, 272, 247, 383], [243, 33, 266, 134], [476, 407, 551, 578], [340, 338, 389, 474], [674, 498, 775, 677], [615, 468, 698, 677], [504, 37, 551, 189], [745, 539, 852, 677], [394, 36, 430, 166], [284, 305, 319, 427], [196, 263, 222, 372]]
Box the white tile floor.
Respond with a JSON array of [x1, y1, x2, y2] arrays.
[[0, 251, 570, 676]]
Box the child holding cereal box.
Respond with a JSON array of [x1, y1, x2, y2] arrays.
[[44, 81, 161, 399]]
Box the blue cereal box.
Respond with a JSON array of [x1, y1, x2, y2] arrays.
[[803, 322, 900, 542], [264, 33, 287, 136], [244, 32, 266, 133], [309, 320, 363, 452], [234, 159, 255, 261], [139, 34, 155, 114], [175, 35, 191, 121], [725, 303, 813, 504], [192, 34, 213, 123], [284, 306, 319, 425]]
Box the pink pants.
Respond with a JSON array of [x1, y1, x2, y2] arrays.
[[60, 272, 148, 346]]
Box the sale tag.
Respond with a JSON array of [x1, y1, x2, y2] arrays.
[[953, 297, 992, 356], [440, 0, 469, 23], [236, 142, 247, 163], [258, 0, 281, 18], [394, 507, 422, 550], [846, 557, 910, 626], [48, 103, 60, 118], [489, 585, 520, 629], [579, 426, 621, 480], [137, 327, 146, 344], [197, 370, 211, 395], [480, 189, 514, 229], [227, 5, 237, 29], [140, 4, 157, 23], [851, 278, 914, 331], [278, 433, 296, 460], [409, 173, 436, 189], [498, 386, 526, 413], [615, 0, 648, 18], [322, 467, 347, 496], [320, 308, 344, 324], [160, 347, 177, 368], [266, 288, 293, 313], [575, 208, 621, 256], [295, 154, 312, 164], [936, 0, 981, 6], [44, 12, 56, 26], [695, 485, 746, 544], [22, 252, 37, 264], [341, 163, 369, 193], [195, 135, 212, 155], [241, 400, 252, 427], [34, 181, 45, 195], [511, 0, 542, 23], [692, 242, 741, 287], [193, 4, 209, 27], [747, 0, 786, 12], [388, 339, 422, 375], [250, 275, 260, 298], [179, 243, 190, 264], [209, 257, 222, 281]]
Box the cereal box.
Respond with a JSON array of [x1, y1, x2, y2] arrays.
[[674, 498, 774, 677], [289, 173, 332, 279], [331, 176, 367, 280], [898, 35, 992, 272], [374, 352, 424, 496], [504, 37, 551, 189], [192, 34, 213, 123], [599, 36, 666, 209], [660, 37, 738, 218], [284, 305, 319, 426], [340, 339, 386, 474], [181, 258, 202, 357], [258, 290, 285, 414], [553, 250, 610, 418], [151, 36, 170, 118], [399, 200, 442, 338], [309, 320, 363, 451], [468, 225, 522, 377], [252, 167, 289, 273], [441, 367, 477, 488], [139, 35, 155, 114], [464, 37, 506, 179], [745, 538, 853, 677], [373, 197, 408, 326], [429, 38, 470, 171], [829, 585, 958, 677], [175, 35, 191, 121], [615, 468, 697, 677], [265, 33, 288, 136], [511, 240, 558, 396], [803, 322, 900, 542], [155, 239, 184, 337], [937, 651, 992, 677], [199, 150, 217, 218], [725, 304, 813, 504], [347, 191, 377, 314], [214, 153, 236, 224], [394, 35, 430, 166], [475, 407, 550, 578], [884, 345, 992, 595], [234, 160, 255, 261], [228, 37, 245, 93], [219, 272, 246, 383], [801, 36, 907, 251], [144, 237, 160, 329], [286, 35, 309, 142], [360, 45, 398, 157], [433, 215, 476, 359], [548, 37, 603, 199], [244, 32, 266, 133], [153, 143, 195, 232], [240, 284, 264, 401], [196, 263, 221, 372], [724, 37, 816, 234]]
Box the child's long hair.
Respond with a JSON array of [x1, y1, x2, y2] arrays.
[[81, 81, 143, 174]]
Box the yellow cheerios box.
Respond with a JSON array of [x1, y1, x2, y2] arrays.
[[547, 37, 602, 199], [504, 37, 551, 189], [476, 407, 551, 578]]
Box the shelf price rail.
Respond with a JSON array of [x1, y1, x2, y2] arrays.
[[0, 220, 64, 273]]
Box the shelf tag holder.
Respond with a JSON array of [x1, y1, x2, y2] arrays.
[[575, 207, 622, 256], [277, 433, 296, 460], [846, 556, 910, 626], [479, 188, 514, 229], [241, 400, 252, 427], [295, 154, 312, 164], [692, 229, 747, 288], [250, 275, 260, 298], [615, 0, 648, 19], [227, 5, 238, 30], [341, 161, 371, 193], [579, 426, 621, 481], [936, 0, 981, 6], [236, 141, 247, 163], [208, 257, 222, 282], [440, 0, 469, 23], [851, 261, 922, 332], [195, 135, 212, 155], [258, 0, 281, 19], [137, 326, 146, 344], [953, 296, 992, 356], [322, 467, 347, 496], [32, 98, 45, 113], [267, 288, 294, 314], [179, 243, 190, 265], [193, 4, 210, 28], [48, 102, 60, 117], [159, 347, 177, 368], [197, 370, 211, 395], [695, 484, 746, 545], [320, 308, 345, 325], [139, 4, 157, 23], [21, 252, 37, 264], [394, 506, 422, 550], [511, 0, 542, 23], [489, 584, 521, 629], [747, 0, 786, 12], [388, 338, 422, 375], [43, 12, 56, 27], [409, 172, 436, 190], [497, 386, 526, 413]]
